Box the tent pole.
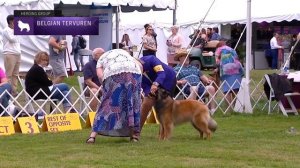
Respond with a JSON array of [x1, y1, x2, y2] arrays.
[[234, 0, 253, 113], [116, 6, 120, 49], [246, 0, 251, 83], [172, 0, 177, 25]]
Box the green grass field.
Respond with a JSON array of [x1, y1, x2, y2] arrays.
[[1, 113, 300, 168], [1, 70, 300, 168]]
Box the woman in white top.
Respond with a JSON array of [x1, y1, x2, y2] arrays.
[[86, 49, 143, 143], [166, 25, 184, 66]]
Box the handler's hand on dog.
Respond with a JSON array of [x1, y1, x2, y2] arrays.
[[150, 84, 158, 95]]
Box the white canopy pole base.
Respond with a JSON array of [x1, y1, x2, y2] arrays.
[[234, 78, 253, 113]]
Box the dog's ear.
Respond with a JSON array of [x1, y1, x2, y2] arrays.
[[156, 88, 170, 100]]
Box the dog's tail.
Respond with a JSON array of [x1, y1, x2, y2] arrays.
[[208, 118, 217, 132]]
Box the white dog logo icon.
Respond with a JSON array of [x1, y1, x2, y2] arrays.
[[17, 20, 30, 32]]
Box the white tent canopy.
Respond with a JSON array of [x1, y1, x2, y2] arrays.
[[119, 0, 300, 27], [177, 0, 300, 25], [117, 0, 300, 63]]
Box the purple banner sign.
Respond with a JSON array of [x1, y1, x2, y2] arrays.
[[14, 17, 99, 35]]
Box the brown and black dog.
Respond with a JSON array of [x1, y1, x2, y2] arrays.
[[153, 88, 217, 140]]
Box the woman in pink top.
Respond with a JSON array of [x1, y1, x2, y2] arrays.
[[166, 25, 184, 66], [0, 67, 12, 116]]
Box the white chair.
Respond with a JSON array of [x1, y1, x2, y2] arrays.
[[18, 76, 59, 117], [264, 74, 300, 116]]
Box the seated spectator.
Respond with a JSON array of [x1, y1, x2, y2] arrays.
[[83, 48, 104, 112], [211, 27, 221, 41], [200, 28, 208, 41], [187, 31, 207, 57], [0, 67, 12, 116], [121, 34, 133, 55], [25, 51, 75, 113], [173, 53, 216, 113], [189, 29, 200, 40], [206, 27, 213, 41]]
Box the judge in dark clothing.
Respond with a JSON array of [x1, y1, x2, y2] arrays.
[[25, 51, 75, 113], [139, 55, 177, 131], [83, 48, 104, 111]]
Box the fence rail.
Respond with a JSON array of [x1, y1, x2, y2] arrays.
[[0, 76, 270, 127]]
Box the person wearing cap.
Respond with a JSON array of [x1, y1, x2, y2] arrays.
[[173, 53, 216, 114], [139, 55, 177, 131], [82, 48, 105, 112], [166, 25, 184, 67]]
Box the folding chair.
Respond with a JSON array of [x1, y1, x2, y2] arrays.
[[264, 74, 300, 116], [18, 76, 58, 117]]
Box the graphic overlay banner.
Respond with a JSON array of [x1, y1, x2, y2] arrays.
[[14, 17, 99, 35]]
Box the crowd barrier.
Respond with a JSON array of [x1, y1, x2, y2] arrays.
[[1, 76, 271, 136]]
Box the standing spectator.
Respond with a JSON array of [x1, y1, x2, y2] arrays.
[[0, 67, 12, 116], [25, 51, 75, 113], [291, 33, 300, 70], [139, 55, 177, 132], [86, 49, 142, 143], [211, 27, 221, 41], [166, 25, 184, 66], [270, 33, 283, 69], [215, 41, 244, 109], [83, 48, 104, 112], [144, 23, 157, 48], [48, 35, 67, 83], [2, 15, 21, 96], [174, 54, 216, 113], [71, 35, 83, 72], [142, 25, 157, 56]]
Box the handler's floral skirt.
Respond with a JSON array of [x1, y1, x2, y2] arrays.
[[92, 72, 142, 138]]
